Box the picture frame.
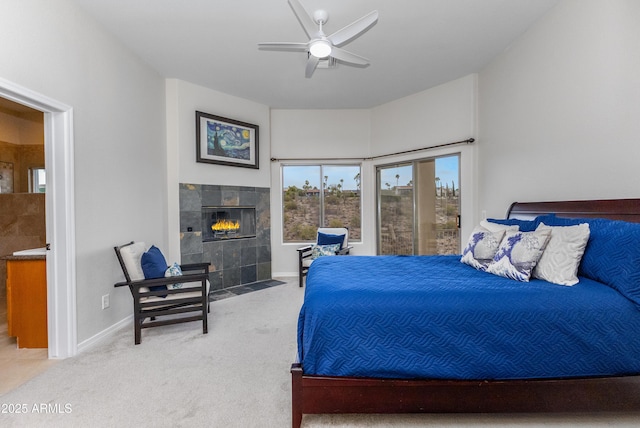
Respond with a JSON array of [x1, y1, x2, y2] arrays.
[[195, 111, 259, 169]]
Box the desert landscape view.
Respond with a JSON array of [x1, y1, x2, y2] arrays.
[[283, 184, 459, 255]]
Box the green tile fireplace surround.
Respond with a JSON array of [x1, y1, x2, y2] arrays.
[[179, 183, 271, 291]]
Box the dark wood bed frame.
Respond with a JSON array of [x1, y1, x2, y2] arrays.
[[291, 198, 640, 427]]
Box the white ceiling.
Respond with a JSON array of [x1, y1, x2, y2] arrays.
[[71, 0, 559, 109], [0, 97, 43, 123]]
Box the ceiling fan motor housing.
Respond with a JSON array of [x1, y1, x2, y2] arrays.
[[313, 9, 329, 25]]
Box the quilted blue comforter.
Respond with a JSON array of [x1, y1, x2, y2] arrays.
[[298, 255, 640, 380]]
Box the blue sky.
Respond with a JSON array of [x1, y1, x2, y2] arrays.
[[282, 155, 459, 191], [379, 156, 460, 189], [283, 165, 361, 190]]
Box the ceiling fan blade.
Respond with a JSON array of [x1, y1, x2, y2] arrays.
[[288, 0, 318, 39], [258, 42, 309, 52], [328, 10, 378, 46], [305, 55, 320, 78], [330, 47, 369, 66]]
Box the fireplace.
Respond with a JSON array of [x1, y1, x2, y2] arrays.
[[202, 206, 256, 242], [180, 184, 271, 291]]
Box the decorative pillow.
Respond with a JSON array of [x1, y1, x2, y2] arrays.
[[532, 222, 590, 286], [578, 218, 640, 306], [311, 243, 341, 260], [317, 232, 345, 249], [165, 262, 183, 290], [486, 229, 552, 281], [487, 217, 541, 232], [119, 241, 147, 281], [141, 245, 168, 278], [511, 215, 640, 305], [460, 226, 505, 271], [141, 245, 168, 295], [480, 220, 519, 233]]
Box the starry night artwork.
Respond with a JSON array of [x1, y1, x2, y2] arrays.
[[196, 111, 259, 169]]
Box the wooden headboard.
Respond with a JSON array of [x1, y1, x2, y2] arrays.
[[507, 198, 640, 223]]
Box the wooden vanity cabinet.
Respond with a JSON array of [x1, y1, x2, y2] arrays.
[[5, 257, 47, 348]]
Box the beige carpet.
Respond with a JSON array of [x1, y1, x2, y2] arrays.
[[1, 278, 639, 427]]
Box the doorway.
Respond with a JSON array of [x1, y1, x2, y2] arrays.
[[376, 154, 461, 255], [0, 77, 76, 359]]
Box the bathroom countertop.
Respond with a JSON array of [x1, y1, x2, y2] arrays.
[[1, 254, 46, 261]]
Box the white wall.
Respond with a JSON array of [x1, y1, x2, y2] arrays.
[[370, 75, 477, 156], [478, 0, 640, 218], [0, 0, 166, 345], [270, 109, 371, 160], [270, 109, 371, 276], [270, 75, 477, 276], [165, 79, 271, 262], [370, 75, 478, 257]]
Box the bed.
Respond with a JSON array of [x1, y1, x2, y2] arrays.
[[291, 198, 640, 427]]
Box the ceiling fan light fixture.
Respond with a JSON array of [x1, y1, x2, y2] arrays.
[[309, 39, 332, 58], [257, 0, 378, 77]]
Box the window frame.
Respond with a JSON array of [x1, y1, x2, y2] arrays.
[[281, 163, 362, 243], [375, 153, 461, 255]]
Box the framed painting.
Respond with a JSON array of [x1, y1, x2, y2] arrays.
[[195, 111, 259, 169]]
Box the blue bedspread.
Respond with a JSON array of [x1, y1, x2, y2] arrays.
[[298, 255, 640, 380]]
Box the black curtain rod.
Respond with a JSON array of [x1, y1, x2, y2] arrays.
[[270, 137, 475, 162]]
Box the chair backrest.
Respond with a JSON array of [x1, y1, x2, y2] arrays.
[[317, 228, 349, 248], [114, 241, 147, 282]]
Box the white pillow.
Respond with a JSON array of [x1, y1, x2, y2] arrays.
[[486, 229, 552, 281], [119, 241, 147, 281], [480, 220, 519, 233], [460, 226, 506, 271], [532, 222, 590, 286]]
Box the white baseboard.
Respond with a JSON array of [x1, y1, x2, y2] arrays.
[[77, 315, 132, 354], [273, 272, 298, 278]]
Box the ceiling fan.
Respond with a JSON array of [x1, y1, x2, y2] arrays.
[[258, 0, 379, 78]]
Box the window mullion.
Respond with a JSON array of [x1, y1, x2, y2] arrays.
[[319, 165, 325, 228]]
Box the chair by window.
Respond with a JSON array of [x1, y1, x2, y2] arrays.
[[114, 241, 210, 344], [297, 228, 352, 287]]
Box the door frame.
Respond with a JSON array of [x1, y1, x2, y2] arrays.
[[0, 77, 77, 358]]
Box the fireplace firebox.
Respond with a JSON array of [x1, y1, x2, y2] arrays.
[[202, 206, 256, 242]]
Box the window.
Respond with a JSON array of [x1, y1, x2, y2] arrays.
[[377, 163, 414, 255], [282, 164, 361, 242], [29, 167, 46, 193], [377, 154, 460, 255]]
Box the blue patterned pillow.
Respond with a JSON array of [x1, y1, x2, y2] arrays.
[[460, 226, 505, 271], [486, 229, 552, 281], [165, 262, 183, 289], [311, 243, 341, 260]]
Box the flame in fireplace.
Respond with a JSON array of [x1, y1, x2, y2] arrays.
[[211, 219, 240, 232]]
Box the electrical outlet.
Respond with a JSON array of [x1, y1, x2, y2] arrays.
[[481, 210, 487, 220], [101, 294, 110, 310]]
